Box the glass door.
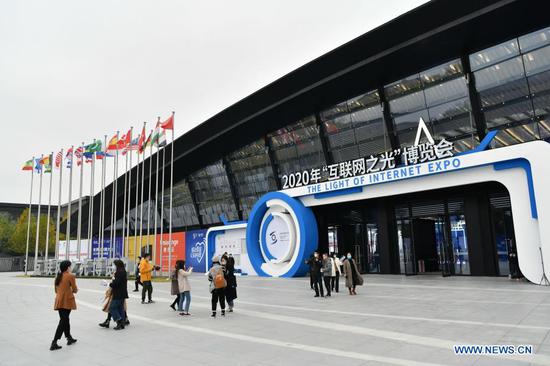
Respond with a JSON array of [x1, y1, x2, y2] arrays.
[[492, 206, 521, 278], [434, 216, 452, 277], [397, 219, 416, 275]]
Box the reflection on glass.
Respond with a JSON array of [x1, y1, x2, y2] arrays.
[[450, 215, 469, 275]]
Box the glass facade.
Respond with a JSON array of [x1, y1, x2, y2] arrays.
[[320, 90, 390, 162], [385, 59, 478, 152], [168, 180, 199, 228], [267, 115, 327, 179], [471, 26, 550, 147], [226, 139, 278, 219], [188, 160, 239, 225]]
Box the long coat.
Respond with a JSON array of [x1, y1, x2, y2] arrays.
[[54, 272, 78, 310], [343, 258, 364, 288], [224, 260, 237, 302]]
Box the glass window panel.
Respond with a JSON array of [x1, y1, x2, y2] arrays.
[[523, 45, 550, 76], [478, 78, 530, 108], [388, 91, 426, 114], [165, 180, 199, 228], [384, 74, 422, 100], [484, 100, 534, 129], [424, 77, 468, 106], [539, 120, 550, 139], [469, 39, 520, 71], [474, 57, 526, 91], [527, 69, 550, 94], [327, 129, 356, 149], [420, 59, 463, 88], [519, 26, 550, 53], [490, 122, 540, 147], [429, 98, 475, 139]]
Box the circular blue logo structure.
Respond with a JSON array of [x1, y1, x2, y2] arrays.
[[246, 191, 318, 277]]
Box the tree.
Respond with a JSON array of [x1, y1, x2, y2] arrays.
[[0, 213, 15, 254], [8, 208, 56, 256]]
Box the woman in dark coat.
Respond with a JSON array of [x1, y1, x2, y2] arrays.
[[109, 259, 129, 330], [223, 254, 237, 312], [343, 253, 364, 295]]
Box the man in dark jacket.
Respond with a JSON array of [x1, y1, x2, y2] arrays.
[[133, 256, 141, 292], [306, 252, 324, 297]]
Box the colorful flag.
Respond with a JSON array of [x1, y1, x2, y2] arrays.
[[107, 134, 118, 151], [156, 128, 167, 147], [66, 148, 74, 169], [35, 158, 43, 173], [55, 151, 63, 169], [123, 134, 139, 155], [160, 114, 174, 130], [75, 146, 84, 166], [85, 140, 102, 153], [142, 130, 153, 152], [118, 129, 131, 150], [138, 126, 146, 152], [22, 159, 33, 171], [40, 155, 52, 173]]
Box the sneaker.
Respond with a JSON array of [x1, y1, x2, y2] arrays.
[[221, 310, 226, 316], [67, 337, 77, 346], [228, 309, 233, 313], [179, 312, 185, 316], [141, 300, 146, 304], [211, 312, 216, 318], [132, 289, 139, 292], [50, 341, 62, 351], [148, 300, 155, 304], [184, 312, 191, 316], [314, 295, 319, 298], [170, 304, 176, 311]]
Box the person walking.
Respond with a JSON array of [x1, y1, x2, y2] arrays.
[[169, 262, 180, 311], [322, 253, 335, 297], [98, 286, 130, 329], [51, 260, 78, 351], [133, 256, 142, 292], [331, 253, 342, 293], [208, 255, 227, 317], [108, 259, 129, 330], [139, 253, 154, 304], [222, 254, 237, 312], [176, 260, 193, 316], [343, 253, 364, 295], [310, 252, 324, 297], [305, 254, 316, 290]]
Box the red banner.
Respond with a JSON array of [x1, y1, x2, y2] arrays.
[[155, 232, 186, 272]]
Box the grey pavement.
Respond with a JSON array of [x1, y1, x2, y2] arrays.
[[1, 272, 550, 366]]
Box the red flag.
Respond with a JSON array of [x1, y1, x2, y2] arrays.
[[55, 151, 63, 169], [107, 133, 118, 151], [160, 114, 174, 130], [138, 126, 146, 151]]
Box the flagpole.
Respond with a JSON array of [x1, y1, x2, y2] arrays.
[[88, 150, 95, 260], [45, 153, 53, 264], [34, 155, 44, 273], [76, 143, 84, 260], [139, 122, 147, 256], [55, 150, 63, 260], [126, 127, 133, 259], [160, 147, 165, 276], [66, 148, 74, 260], [122, 137, 129, 258], [147, 129, 153, 263], [133, 135, 140, 264], [153, 118, 160, 273], [111, 131, 119, 259], [99, 136, 107, 259], [168, 112, 175, 273], [24, 156, 35, 276]]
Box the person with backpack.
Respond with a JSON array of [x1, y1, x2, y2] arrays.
[[176, 260, 193, 316], [208, 256, 227, 317], [51, 260, 78, 351], [222, 254, 237, 312]]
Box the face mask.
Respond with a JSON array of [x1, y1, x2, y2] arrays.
[[314, 254, 318, 258], [347, 255, 352, 260]]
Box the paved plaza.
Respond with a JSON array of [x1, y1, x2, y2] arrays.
[[1, 272, 550, 366]]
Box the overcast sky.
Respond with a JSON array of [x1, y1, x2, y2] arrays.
[[0, 0, 427, 205]]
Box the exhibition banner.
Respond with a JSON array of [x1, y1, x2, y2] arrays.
[[185, 229, 207, 273], [91, 237, 123, 259], [57, 240, 89, 260]]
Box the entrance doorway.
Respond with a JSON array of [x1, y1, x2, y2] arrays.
[[396, 200, 470, 276]]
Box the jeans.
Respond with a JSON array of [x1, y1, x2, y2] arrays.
[[331, 272, 340, 292], [54, 309, 72, 341], [142, 281, 152, 302], [313, 276, 324, 297], [211, 288, 225, 311], [323, 276, 332, 296], [109, 299, 125, 322], [178, 291, 191, 313]]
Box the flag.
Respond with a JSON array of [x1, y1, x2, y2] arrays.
[[22, 159, 33, 171], [137, 126, 146, 152], [156, 128, 167, 147], [142, 130, 153, 152], [35, 158, 43, 173], [96, 151, 114, 160], [66, 148, 74, 169], [160, 114, 174, 130], [150, 123, 161, 147], [123, 134, 139, 155], [85, 140, 102, 153], [40, 155, 52, 173], [107, 133, 118, 151], [55, 151, 63, 169], [118, 129, 131, 150], [75, 146, 84, 166]]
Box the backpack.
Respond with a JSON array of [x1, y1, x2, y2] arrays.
[[213, 267, 227, 289]]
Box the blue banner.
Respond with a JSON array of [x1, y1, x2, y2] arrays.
[[185, 229, 207, 273], [92, 237, 123, 259]]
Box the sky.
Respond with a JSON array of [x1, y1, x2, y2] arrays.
[[0, 0, 428, 205]]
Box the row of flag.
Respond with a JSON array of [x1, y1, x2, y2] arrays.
[[22, 115, 174, 172]]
